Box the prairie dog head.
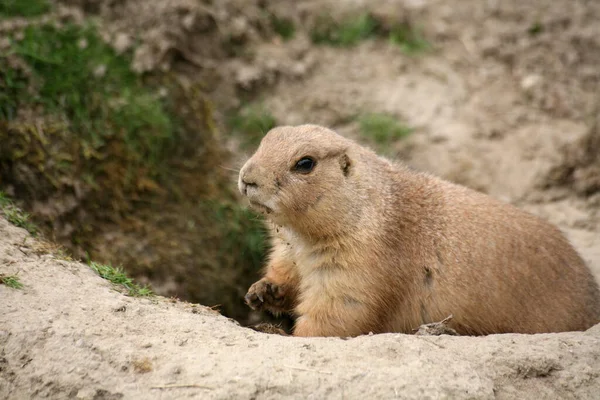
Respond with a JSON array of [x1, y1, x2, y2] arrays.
[[238, 125, 365, 236]]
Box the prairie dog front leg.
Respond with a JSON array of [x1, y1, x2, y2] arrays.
[[245, 240, 299, 314]]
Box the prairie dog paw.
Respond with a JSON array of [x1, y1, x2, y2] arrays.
[[245, 279, 286, 311]]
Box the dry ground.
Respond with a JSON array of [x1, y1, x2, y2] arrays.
[[1, 217, 599, 399]]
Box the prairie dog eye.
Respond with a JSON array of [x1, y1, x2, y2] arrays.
[[294, 157, 316, 174]]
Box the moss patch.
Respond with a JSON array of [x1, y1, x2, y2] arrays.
[[2, 23, 176, 170], [0, 20, 185, 240]]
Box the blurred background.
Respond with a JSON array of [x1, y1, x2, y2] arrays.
[[1, 0, 599, 326]]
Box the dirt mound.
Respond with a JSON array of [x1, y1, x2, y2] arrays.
[[1, 217, 599, 399]]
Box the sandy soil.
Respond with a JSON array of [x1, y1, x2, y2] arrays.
[[2, 0, 600, 398], [1, 217, 599, 399]]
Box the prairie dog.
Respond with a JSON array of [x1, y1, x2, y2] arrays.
[[238, 124, 600, 337]]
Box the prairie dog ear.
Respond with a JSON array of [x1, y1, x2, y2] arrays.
[[339, 153, 352, 177]]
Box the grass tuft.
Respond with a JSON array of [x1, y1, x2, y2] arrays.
[[33, 239, 73, 260], [389, 23, 431, 55], [311, 13, 379, 47], [310, 13, 431, 54], [0, 192, 38, 235], [89, 261, 153, 297], [528, 22, 544, 36], [358, 113, 413, 147], [0, 274, 24, 289], [271, 15, 295, 40], [228, 105, 277, 149], [0, 0, 50, 17]]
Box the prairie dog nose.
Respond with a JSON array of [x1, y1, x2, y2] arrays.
[[241, 175, 257, 186], [240, 176, 258, 196], [239, 163, 258, 196]]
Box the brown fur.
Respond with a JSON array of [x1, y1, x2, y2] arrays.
[[239, 125, 600, 337]]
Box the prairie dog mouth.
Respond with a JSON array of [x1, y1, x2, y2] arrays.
[[249, 200, 273, 215]]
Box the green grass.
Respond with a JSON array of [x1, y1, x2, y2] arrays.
[[358, 113, 412, 147], [389, 24, 431, 55], [311, 13, 379, 47], [228, 105, 277, 149], [217, 203, 267, 266], [271, 15, 295, 41], [0, 274, 24, 289], [89, 261, 153, 297], [528, 22, 544, 36], [0, 0, 50, 17], [310, 13, 431, 54], [209, 201, 268, 268], [0, 192, 38, 236], [0, 63, 27, 121], [0, 192, 11, 208], [1, 23, 176, 168]]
